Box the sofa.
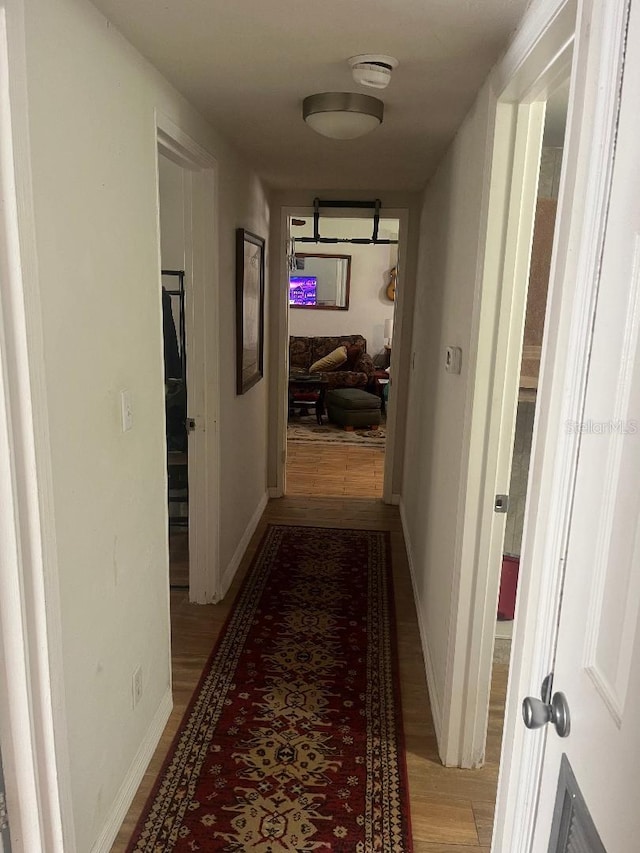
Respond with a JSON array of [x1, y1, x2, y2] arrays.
[[289, 334, 375, 389]]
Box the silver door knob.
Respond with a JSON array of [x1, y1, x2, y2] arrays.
[[522, 692, 571, 738]]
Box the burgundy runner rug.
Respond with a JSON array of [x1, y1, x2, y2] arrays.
[[127, 524, 412, 852]]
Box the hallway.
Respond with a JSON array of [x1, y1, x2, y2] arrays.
[[111, 496, 506, 851], [4, 0, 636, 847]]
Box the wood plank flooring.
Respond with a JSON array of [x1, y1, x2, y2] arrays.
[[111, 449, 506, 851], [286, 440, 385, 498]]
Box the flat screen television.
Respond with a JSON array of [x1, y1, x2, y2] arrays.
[[289, 275, 317, 306]]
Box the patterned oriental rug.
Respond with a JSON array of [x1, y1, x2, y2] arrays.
[[127, 525, 412, 852]]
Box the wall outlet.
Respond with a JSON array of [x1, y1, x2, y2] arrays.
[[132, 666, 143, 708], [120, 389, 134, 432]]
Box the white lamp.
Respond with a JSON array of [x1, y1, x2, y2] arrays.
[[303, 92, 384, 140], [384, 317, 393, 346]]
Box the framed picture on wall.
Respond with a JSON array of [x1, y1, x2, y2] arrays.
[[236, 228, 265, 395]]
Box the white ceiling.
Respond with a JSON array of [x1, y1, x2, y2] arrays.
[[90, 0, 530, 191]]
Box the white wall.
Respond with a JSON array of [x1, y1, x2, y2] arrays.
[[401, 83, 494, 748], [288, 218, 397, 357], [13, 0, 269, 848]]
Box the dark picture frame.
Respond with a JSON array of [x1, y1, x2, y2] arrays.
[[289, 253, 352, 310], [236, 228, 265, 395]]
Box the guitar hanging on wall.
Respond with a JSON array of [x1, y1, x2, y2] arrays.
[[386, 266, 397, 301]]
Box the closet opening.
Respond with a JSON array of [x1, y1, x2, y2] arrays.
[[158, 154, 191, 590]]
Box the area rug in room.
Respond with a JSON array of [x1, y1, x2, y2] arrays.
[[127, 525, 412, 852], [287, 417, 386, 448]]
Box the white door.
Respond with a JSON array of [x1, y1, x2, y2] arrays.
[[528, 2, 640, 849]]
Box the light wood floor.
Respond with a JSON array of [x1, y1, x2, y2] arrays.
[[286, 439, 385, 498], [112, 451, 505, 851], [168, 439, 384, 586]]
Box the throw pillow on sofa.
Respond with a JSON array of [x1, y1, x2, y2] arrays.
[[309, 345, 348, 374]]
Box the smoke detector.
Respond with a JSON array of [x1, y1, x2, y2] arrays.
[[349, 54, 398, 90]]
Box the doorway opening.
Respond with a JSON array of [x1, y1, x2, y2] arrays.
[[155, 119, 219, 605], [284, 213, 400, 500], [479, 76, 571, 848], [158, 155, 191, 590], [495, 81, 569, 654]]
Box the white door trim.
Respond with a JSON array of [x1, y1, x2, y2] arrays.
[[0, 3, 75, 849], [494, 1, 630, 849], [271, 206, 409, 503], [155, 112, 221, 603]]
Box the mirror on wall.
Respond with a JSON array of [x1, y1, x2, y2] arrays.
[[289, 253, 351, 310]]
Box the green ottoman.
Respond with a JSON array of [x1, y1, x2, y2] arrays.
[[326, 388, 381, 430]]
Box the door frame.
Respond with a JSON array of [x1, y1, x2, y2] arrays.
[[439, 0, 577, 770], [444, 0, 631, 779], [493, 0, 631, 848], [271, 206, 409, 503], [155, 113, 221, 603]]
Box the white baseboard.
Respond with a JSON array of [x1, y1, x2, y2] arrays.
[[390, 493, 401, 505], [90, 689, 172, 853], [399, 499, 443, 744], [219, 491, 268, 600], [267, 486, 282, 499]]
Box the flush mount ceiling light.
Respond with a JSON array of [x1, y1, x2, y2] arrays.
[[349, 54, 398, 89], [302, 92, 384, 140]]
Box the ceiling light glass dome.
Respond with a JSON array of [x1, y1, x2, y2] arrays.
[[302, 93, 384, 140]]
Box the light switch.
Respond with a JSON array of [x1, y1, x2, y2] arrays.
[[445, 346, 462, 374], [120, 389, 133, 432]]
